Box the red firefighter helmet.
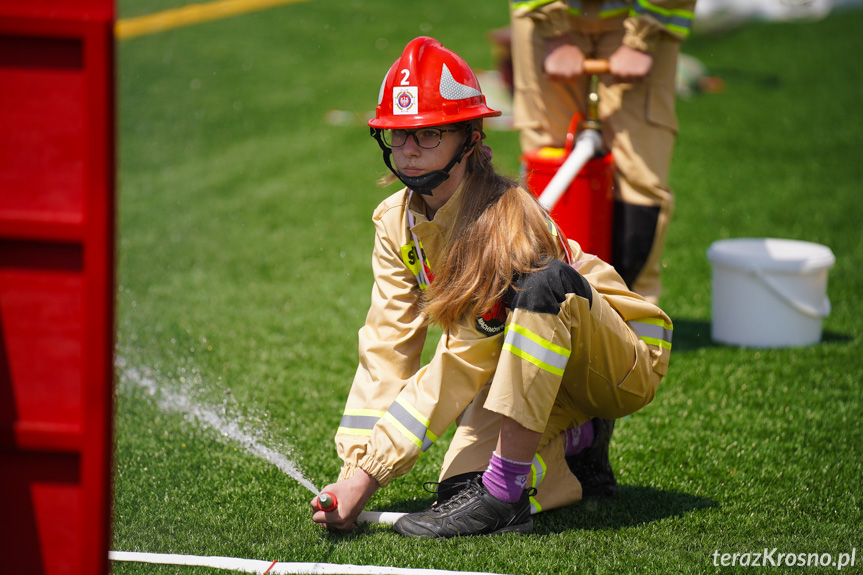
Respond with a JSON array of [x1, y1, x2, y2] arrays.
[[368, 36, 501, 129]]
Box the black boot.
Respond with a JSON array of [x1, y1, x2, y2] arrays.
[[566, 418, 617, 498], [612, 201, 660, 289]]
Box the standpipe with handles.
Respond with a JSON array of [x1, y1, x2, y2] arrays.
[[537, 59, 608, 211]]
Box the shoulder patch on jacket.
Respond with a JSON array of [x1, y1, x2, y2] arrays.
[[476, 299, 507, 336]]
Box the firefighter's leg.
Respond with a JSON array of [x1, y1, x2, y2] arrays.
[[440, 258, 594, 511], [441, 260, 659, 512], [440, 384, 583, 512], [597, 31, 680, 302], [557, 288, 662, 422], [444, 259, 631, 511], [438, 383, 497, 488], [619, 194, 674, 303]]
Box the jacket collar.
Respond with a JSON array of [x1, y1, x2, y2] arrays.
[[407, 180, 466, 232]]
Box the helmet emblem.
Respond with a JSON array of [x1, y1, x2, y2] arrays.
[[393, 86, 418, 115]]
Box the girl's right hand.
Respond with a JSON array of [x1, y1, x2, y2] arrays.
[[310, 470, 379, 532]]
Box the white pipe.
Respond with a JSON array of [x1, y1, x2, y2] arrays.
[[109, 551, 514, 575], [537, 129, 602, 211]]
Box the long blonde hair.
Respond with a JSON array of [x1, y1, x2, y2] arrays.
[[420, 124, 563, 330]]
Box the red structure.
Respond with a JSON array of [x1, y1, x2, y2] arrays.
[[522, 114, 615, 263], [522, 148, 615, 263], [0, 1, 115, 574]]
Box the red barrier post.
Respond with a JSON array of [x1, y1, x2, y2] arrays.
[[0, 1, 116, 574]]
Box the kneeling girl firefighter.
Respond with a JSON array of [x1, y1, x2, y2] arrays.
[[311, 36, 672, 538]]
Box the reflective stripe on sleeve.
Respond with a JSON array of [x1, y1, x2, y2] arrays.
[[384, 397, 438, 452], [337, 408, 383, 437], [631, 0, 694, 36], [503, 323, 571, 376], [628, 317, 673, 350]]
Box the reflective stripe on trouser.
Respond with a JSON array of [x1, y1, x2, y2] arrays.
[[510, 12, 679, 300], [439, 285, 661, 512], [629, 317, 673, 351], [487, 286, 659, 431]]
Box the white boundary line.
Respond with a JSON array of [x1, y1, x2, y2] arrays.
[[110, 551, 513, 575]]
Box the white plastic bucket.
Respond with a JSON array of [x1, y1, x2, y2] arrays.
[[707, 238, 835, 347]]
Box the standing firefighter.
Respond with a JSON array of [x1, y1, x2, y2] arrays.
[[311, 36, 672, 538], [510, 0, 697, 302]]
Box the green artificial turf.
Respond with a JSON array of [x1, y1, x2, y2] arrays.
[[113, 2, 863, 573]]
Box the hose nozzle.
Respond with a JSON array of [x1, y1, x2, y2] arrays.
[[316, 492, 338, 512]]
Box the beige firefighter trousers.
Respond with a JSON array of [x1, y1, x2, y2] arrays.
[[510, 12, 680, 302], [439, 284, 662, 512]]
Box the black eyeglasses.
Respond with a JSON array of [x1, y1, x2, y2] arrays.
[[382, 127, 461, 149]]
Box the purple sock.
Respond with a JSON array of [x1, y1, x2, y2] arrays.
[[563, 420, 595, 457], [482, 452, 532, 503]]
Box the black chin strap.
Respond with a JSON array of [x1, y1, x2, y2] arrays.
[[371, 122, 476, 196]]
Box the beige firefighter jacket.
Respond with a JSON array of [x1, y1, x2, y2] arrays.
[[336, 184, 671, 487], [511, 0, 697, 53]]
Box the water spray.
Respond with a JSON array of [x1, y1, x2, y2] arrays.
[[119, 360, 407, 524]]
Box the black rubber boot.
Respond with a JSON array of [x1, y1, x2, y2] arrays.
[[566, 418, 618, 499]]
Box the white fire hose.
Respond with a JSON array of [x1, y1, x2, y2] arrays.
[[357, 510, 407, 524], [536, 128, 603, 211]]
